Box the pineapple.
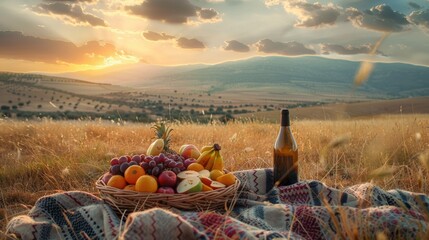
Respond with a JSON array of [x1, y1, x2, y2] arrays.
[[147, 122, 175, 155]]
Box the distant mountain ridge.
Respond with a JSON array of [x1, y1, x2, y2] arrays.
[[58, 56, 429, 99], [146, 56, 429, 98]]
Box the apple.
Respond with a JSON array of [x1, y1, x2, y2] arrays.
[[198, 170, 210, 178], [177, 170, 200, 180], [180, 144, 201, 159], [200, 177, 213, 186], [156, 186, 175, 194], [210, 181, 226, 190], [158, 170, 177, 187], [178, 144, 189, 155], [176, 177, 203, 193]]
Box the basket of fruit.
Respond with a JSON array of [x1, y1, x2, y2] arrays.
[[96, 122, 240, 213]]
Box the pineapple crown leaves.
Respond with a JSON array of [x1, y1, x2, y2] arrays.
[[151, 121, 173, 151]]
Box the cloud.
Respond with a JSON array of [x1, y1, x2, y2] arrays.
[[255, 39, 315, 55], [43, 0, 97, 2], [143, 31, 175, 41], [125, 0, 219, 24], [271, 0, 342, 28], [408, 2, 422, 10], [408, 9, 429, 31], [346, 4, 410, 32], [0, 31, 125, 65], [321, 43, 382, 55], [33, 2, 107, 27], [176, 37, 205, 49], [224, 40, 250, 52], [198, 8, 219, 20]]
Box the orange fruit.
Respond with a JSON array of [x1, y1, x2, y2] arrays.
[[124, 165, 145, 184], [107, 175, 127, 189], [202, 183, 213, 191], [135, 175, 158, 193], [187, 163, 204, 172], [124, 185, 136, 191], [210, 169, 224, 181], [216, 173, 236, 186]]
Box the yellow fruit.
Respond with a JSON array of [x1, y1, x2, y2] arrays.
[[211, 152, 224, 171], [107, 175, 127, 189], [135, 175, 158, 193], [200, 145, 214, 153], [204, 151, 216, 170], [210, 169, 224, 181], [216, 173, 236, 186], [147, 139, 164, 156], [124, 165, 145, 184], [124, 185, 136, 191], [202, 183, 213, 191], [196, 149, 214, 166], [187, 163, 205, 172]]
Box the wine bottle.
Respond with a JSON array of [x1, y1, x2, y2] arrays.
[[273, 109, 298, 187]]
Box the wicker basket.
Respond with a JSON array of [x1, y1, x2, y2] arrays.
[[95, 175, 240, 214]]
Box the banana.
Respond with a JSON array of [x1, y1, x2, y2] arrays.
[[212, 151, 224, 171], [200, 145, 214, 153], [196, 148, 214, 166], [204, 151, 217, 170]]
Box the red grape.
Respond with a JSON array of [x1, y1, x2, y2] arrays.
[[172, 167, 180, 174], [118, 156, 128, 164], [110, 158, 119, 166], [152, 166, 160, 176], [131, 155, 142, 164], [168, 161, 177, 168], [149, 160, 157, 168], [120, 162, 130, 173], [144, 156, 153, 163], [110, 165, 121, 175], [141, 162, 149, 170], [176, 162, 184, 169]]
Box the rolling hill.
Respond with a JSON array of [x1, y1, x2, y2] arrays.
[[145, 56, 429, 99], [59, 56, 429, 101], [239, 96, 429, 122]]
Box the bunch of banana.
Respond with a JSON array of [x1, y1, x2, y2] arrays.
[[196, 143, 225, 171]]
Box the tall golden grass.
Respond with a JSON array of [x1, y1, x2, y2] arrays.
[[1, 115, 429, 233]]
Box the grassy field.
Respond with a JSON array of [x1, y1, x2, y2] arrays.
[[1, 115, 429, 234]]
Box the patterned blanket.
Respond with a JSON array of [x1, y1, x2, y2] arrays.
[[6, 169, 429, 239]]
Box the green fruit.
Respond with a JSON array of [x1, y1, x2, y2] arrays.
[[176, 176, 203, 193]]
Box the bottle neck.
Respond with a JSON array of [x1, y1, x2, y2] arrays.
[[281, 112, 290, 127]]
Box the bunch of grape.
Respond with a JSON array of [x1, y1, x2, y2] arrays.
[[110, 153, 197, 177], [110, 155, 143, 176], [141, 153, 194, 176]]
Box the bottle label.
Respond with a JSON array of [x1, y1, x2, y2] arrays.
[[273, 155, 298, 186]]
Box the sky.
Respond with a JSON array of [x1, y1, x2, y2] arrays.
[[1, 0, 429, 73]]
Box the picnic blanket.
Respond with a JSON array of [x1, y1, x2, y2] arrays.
[[6, 168, 429, 239]]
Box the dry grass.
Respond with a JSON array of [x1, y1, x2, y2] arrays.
[[1, 115, 429, 234]]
